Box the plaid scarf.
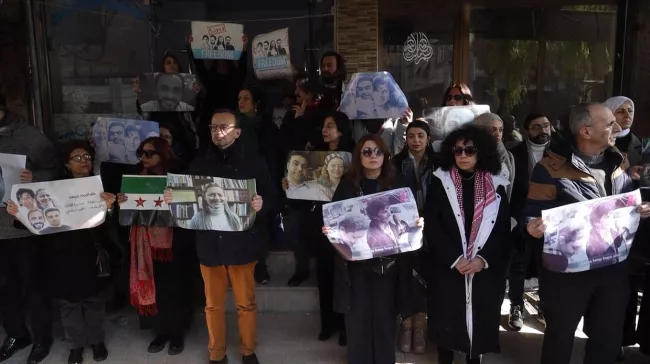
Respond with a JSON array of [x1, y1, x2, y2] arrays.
[[450, 168, 496, 258], [129, 169, 174, 316]]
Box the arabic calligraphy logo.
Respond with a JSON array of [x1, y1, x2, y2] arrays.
[[403, 32, 433, 64]]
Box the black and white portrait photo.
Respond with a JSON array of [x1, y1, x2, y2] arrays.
[[93, 118, 159, 164], [322, 187, 423, 261], [167, 173, 257, 231], [138, 73, 198, 112], [424, 104, 491, 142], [339, 72, 409, 120]]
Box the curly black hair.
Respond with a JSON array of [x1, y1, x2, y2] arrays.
[[439, 124, 502, 175]]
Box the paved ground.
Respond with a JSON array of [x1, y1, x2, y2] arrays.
[[2, 305, 650, 364]]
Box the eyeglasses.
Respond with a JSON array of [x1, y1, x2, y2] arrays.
[[209, 124, 235, 133], [136, 149, 159, 159], [362, 147, 384, 158], [530, 123, 551, 132], [69, 154, 92, 163], [446, 94, 464, 102], [452, 146, 478, 157]]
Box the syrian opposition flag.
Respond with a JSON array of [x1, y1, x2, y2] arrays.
[[119, 175, 174, 227]]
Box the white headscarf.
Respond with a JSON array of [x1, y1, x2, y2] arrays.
[[604, 96, 634, 136]]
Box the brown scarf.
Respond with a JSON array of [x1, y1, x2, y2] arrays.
[[129, 169, 173, 316]]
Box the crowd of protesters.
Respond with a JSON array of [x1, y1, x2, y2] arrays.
[[0, 38, 649, 364]]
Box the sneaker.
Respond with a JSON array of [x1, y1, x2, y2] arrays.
[[508, 305, 524, 331], [536, 309, 546, 327], [242, 353, 260, 364]]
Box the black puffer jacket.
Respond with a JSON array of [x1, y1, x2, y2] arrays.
[[187, 140, 275, 266]]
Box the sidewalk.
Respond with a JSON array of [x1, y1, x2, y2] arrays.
[[2, 308, 649, 364]]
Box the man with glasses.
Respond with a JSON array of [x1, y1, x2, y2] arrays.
[[165, 109, 273, 364], [523, 103, 650, 364], [507, 113, 553, 331]]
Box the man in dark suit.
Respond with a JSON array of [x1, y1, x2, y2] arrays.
[[507, 113, 552, 331], [224, 36, 235, 51]]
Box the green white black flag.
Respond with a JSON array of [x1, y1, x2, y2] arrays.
[[119, 175, 173, 227]]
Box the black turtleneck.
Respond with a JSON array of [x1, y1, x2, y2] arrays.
[[459, 169, 475, 240]]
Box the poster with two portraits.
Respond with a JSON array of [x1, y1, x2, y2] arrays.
[[284, 151, 423, 260]]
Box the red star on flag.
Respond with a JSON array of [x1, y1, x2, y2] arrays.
[[135, 197, 146, 207], [154, 197, 164, 207]]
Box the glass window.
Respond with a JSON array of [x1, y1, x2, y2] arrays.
[[380, 9, 455, 116], [44, 0, 334, 141], [469, 4, 617, 127]]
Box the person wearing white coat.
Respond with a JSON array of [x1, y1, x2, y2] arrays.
[[423, 124, 512, 363]]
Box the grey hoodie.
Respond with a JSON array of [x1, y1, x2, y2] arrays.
[[0, 111, 58, 239]]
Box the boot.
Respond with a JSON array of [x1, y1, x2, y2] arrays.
[[412, 312, 427, 354], [399, 317, 413, 353]]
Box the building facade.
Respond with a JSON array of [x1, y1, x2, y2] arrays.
[[2, 0, 650, 138]]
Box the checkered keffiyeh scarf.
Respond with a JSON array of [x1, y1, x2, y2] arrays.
[[450, 168, 497, 258]]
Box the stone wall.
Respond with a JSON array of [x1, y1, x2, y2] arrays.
[[335, 0, 379, 75]]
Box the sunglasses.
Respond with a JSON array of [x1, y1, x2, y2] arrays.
[[136, 149, 159, 159], [69, 154, 92, 163], [446, 94, 464, 101], [362, 147, 384, 158], [452, 146, 478, 157]]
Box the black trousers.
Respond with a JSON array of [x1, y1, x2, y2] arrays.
[[315, 242, 344, 332], [58, 293, 106, 349], [540, 262, 629, 364], [345, 264, 397, 364], [0, 236, 52, 341], [139, 237, 195, 336]]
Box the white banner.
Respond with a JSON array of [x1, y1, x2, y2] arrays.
[[10, 176, 107, 235], [252, 28, 292, 80], [541, 190, 642, 273], [190, 22, 245, 60], [323, 188, 422, 261], [0, 153, 26, 203]]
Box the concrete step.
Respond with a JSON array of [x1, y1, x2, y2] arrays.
[[193, 251, 321, 314]]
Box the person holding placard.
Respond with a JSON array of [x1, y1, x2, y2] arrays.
[[393, 120, 437, 354], [423, 125, 511, 364], [7, 140, 117, 364], [0, 93, 58, 364], [116, 137, 195, 356], [323, 134, 418, 364], [164, 109, 272, 364]]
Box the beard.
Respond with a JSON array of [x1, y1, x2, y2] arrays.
[[531, 133, 550, 145], [321, 72, 340, 86]]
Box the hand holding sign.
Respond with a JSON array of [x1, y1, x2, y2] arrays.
[[637, 202, 650, 218], [19, 169, 32, 183], [527, 218, 546, 238], [100, 192, 116, 209], [6, 200, 18, 216], [251, 195, 263, 212]]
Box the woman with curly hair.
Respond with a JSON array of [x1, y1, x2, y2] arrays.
[[423, 124, 511, 364]]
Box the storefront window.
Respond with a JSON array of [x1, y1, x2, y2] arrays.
[[380, 9, 455, 116], [44, 0, 334, 141], [469, 4, 617, 126]]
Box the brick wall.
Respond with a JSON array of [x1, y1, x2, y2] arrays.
[[335, 0, 379, 76], [630, 3, 650, 137]]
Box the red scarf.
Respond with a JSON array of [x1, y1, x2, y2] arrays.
[[450, 168, 496, 258], [129, 169, 173, 316]]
